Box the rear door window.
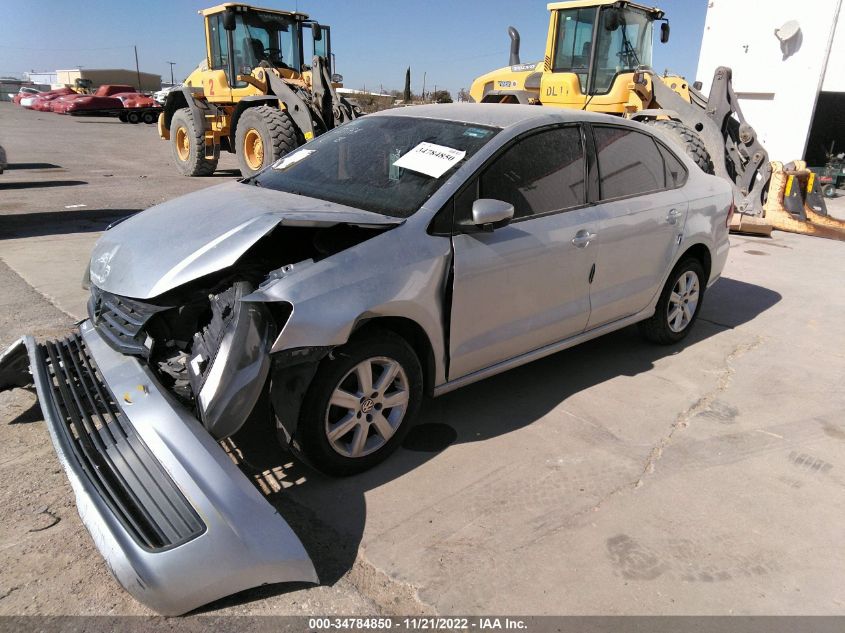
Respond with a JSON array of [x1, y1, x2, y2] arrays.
[[593, 125, 666, 200], [657, 142, 688, 188]]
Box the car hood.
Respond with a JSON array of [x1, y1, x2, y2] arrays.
[[89, 180, 403, 299]]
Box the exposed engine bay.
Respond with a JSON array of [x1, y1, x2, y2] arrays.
[[88, 223, 389, 438]]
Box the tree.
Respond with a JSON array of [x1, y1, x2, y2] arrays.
[[432, 89, 453, 104], [457, 87, 471, 102], [403, 67, 411, 103]]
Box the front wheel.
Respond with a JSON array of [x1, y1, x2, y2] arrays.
[[639, 258, 706, 344], [170, 107, 218, 176], [295, 331, 423, 476], [234, 105, 299, 177]]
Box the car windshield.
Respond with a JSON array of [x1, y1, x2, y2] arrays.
[[252, 116, 500, 218]]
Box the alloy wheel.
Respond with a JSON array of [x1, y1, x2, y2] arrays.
[[324, 356, 409, 458], [667, 270, 700, 333]]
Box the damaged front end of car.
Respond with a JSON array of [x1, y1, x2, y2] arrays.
[[0, 184, 405, 614]]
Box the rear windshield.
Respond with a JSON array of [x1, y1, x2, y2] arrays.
[[251, 116, 499, 218]]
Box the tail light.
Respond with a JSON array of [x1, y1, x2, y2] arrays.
[[726, 201, 735, 228]]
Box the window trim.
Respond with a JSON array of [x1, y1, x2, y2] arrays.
[[551, 6, 601, 94], [429, 123, 592, 236], [653, 136, 689, 189], [588, 123, 687, 204]]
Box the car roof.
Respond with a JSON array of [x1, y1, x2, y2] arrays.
[[371, 103, 631, 130]]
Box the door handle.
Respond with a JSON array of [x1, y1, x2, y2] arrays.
[[572, 230, 596, 248], [667, 208, 682, 225]]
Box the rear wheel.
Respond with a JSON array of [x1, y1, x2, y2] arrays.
[[127, 110, 140, 124], [295, 330, 423, 476], [644, 119, 714, 174], [170, 107, 218, 176], [235, 105, 299, 177], [142, 110, 156, 124], [639, 258, 706, 345]]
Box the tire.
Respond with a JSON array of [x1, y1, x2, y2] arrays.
[[127, 110, 141, 124], [296, 330, 423, 476], [170, 107, 218, 176], [822, 184, 836, 198], [234, 105, 299, 177], [644, 119, 714, 174], [118, 112, 128, 123], [638, 258, 706, 345], [142, 110, 156, 124]]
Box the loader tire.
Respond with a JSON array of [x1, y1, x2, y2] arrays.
[[170, 108, 218, 177], [645, 119, 714, 175], [235, 105, 299, 177]]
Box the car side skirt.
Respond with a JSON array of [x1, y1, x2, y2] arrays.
[[434, 308, 654, 397]]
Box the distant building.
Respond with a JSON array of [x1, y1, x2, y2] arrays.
[[24, 69, 161, 92], [24, 71, 58, 85], [56, 68, 161, 92], [696, 0, 843, 166]]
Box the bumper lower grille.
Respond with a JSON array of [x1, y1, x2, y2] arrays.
[[40, 334, 204, 550], [88, 287, 169, 357]]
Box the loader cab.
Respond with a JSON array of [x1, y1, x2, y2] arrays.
[[542, 0, 665, 109], [203, 4, 332, 94]]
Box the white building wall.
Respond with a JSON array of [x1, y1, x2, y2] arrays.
[[823, 7, 845, 91], [696, 0, 842, 162]]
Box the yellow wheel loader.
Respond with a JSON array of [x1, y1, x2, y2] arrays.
[[159, 3, 359, 177], [471, 1, 774, 222]]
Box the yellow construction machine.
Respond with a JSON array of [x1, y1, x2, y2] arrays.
[[158, 3, 359, 177], [470, 0, 845, 239]]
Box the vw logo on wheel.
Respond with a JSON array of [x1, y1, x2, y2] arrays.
[[361, 398, 375, 413]]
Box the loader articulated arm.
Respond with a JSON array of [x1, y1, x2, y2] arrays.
[[643, 66, 771, 216], [310, 55, 358, 131]]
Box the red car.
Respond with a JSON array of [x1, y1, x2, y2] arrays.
[[113, 92, 159, 109], [51, 94, 123, 114], [24, 87, 75, 110], [12, 87, 43, 105], [48, 84, 138, 113]]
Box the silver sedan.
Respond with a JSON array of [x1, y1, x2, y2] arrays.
[[0, 103, 731, 613]]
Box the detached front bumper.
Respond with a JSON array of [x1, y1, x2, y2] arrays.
[[0, 320, 317, 615]]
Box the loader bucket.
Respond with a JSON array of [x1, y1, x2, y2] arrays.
[[762, 161, 845, 241]]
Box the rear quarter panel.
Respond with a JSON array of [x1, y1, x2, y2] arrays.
[[677, 171, 732, 287]]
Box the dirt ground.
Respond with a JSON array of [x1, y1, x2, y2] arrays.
[[1, 101, 845, 619]]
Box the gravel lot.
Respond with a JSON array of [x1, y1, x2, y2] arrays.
[[1, 101, 844, 617]]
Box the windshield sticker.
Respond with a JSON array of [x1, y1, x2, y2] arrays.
[[392, 142, 467, 179], [464, 127, 493, 139], [272, 149, 315, 171], [388, 148, 404, 181]]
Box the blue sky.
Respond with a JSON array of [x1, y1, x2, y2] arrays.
[[0, 0, 707, 95]]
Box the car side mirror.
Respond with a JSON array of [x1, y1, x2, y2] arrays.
[[470, 198, 514, 232], [660, 22, 670, 43]]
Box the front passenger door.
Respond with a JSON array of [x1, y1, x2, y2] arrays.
[[449, 126, 598, 379]]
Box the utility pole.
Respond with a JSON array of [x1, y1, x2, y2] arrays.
[[422, 71, 426, 102], [166, 61, 176, 86], [134, 45, 142, 92]]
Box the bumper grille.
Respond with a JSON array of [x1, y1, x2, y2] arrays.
[[40, 334, 204, 550], [88, 287, 169, 358]]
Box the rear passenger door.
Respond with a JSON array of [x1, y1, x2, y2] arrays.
[[586, 125, 689, 329], [449, 125, 597, 379]]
